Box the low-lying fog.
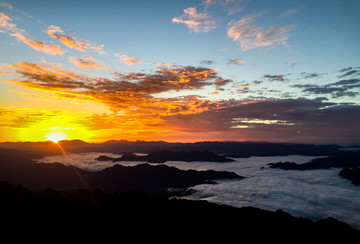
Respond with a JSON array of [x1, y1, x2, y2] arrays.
[[37, 153, 360, 230]]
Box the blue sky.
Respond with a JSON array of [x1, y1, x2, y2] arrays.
[[0, 0, 359, 143]]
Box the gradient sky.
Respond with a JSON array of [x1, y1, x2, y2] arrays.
[[0, 0, 359, 143]]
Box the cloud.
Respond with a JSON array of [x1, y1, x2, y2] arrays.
[[0, 12, 18, 32], [172, 7, 216, 33], [263, 74, 289, 82], [46, 25, 89, 51], [69, 56, 102, 69], [11, 32, 65, 55], [286, 61, 295, 67], [293, 79, 360, 98], [40, 59, 62, 67], [89, 45, 107, 55], [338, 67, 360, 78], [7, 61, 360, 143], [0, 3, 13, 10], [227, 14, 292, 50], [162, 98, 360, 143], [228, 58, 245, 65], [200, 60, 216, 65], [8, 62, 230, 119], [203, 0, 248, 15], [46, 25, 106, 54], [0, 13, 65, 55], [300, 72, 325, 79], [116, 54, 143, 66], [281, 8, 301, 17]]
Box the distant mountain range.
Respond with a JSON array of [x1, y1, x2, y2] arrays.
[[1, 140, 355, 158], [0, 148, 242, 196]]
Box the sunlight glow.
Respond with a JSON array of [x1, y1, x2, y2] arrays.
[[46, 132, 67, 143]]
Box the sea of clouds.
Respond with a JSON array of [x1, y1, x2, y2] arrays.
[[37, 153, 360, 230]]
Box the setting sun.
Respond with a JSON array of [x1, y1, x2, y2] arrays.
[[46, 132, 67, 143]]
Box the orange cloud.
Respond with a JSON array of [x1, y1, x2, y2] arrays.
[[1, 12, 65, 55], [46, 25, 106, 54], [0, 12, 17, 31], [46, 25, 89, 51], [11, 32, 65, 55], [7, 62, 231, 124], [116, 54, 143, 65], [69, 56, 102, 69]]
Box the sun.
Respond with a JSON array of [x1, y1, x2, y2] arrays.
[[46, 132, 68, 143]]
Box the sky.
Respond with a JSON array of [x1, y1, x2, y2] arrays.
[[0, 0, 359, 144]]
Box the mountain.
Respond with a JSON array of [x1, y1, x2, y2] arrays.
[[0, 180, 359, 240], [0, 148, 242, 196], [268, 152, 360, 185], [97, 150, 234, 163], [0, 140, 343, 158], [268, 151, 360, 170]]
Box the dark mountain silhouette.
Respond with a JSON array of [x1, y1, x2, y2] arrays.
[[0, 180, 359, 240], [268, 152, 360, 185], [339, 167, 360, 185], [0, 148, 242, 196], [0, 140, 343, 158], [268, 151, 360, 170], [96, 150, 234, 163]]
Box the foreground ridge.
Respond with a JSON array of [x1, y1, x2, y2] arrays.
[[0, 180, 359, 240]]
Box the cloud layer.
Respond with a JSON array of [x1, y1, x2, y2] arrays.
[[5, 60, 360, 143]]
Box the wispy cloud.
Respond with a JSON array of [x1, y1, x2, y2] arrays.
[[263, 74, 289, 82], [0, 3, 13, 11], [227, 14, 292, 50], [172, 7, 216, 33], [200, 60, 216, 65], [40, 59, 62, 67], [338, 67, 360, 78], [116, 54, 143, 65], [69, 56, 102, 69], [46, 25, 106, 54], [293, 79, 360, 98], [0, 12, 65, 55], [203, 0, 248, 15], [46, 25, 89, 51], [281, 8, 301, 17], [286, 61, 295, 67], [228, 58, 245, 65], [300, 72, 325, 79], [11, 32, 65, 55]]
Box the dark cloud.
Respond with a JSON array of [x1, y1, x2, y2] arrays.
[[330, 79, 360, 88], [263, 74, 289, 81], [252, 80, 263, 85], [227, 58, 245, 65], [200, 60, 216, 65], [162, 98, 360, 143], [339, 70, 358, 78], [338, 66, 360, 78], [339, 67, 353, 73], [300, 72, 325, 79], [338, 67, 360, 77], [293, 79, 360, 98]]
